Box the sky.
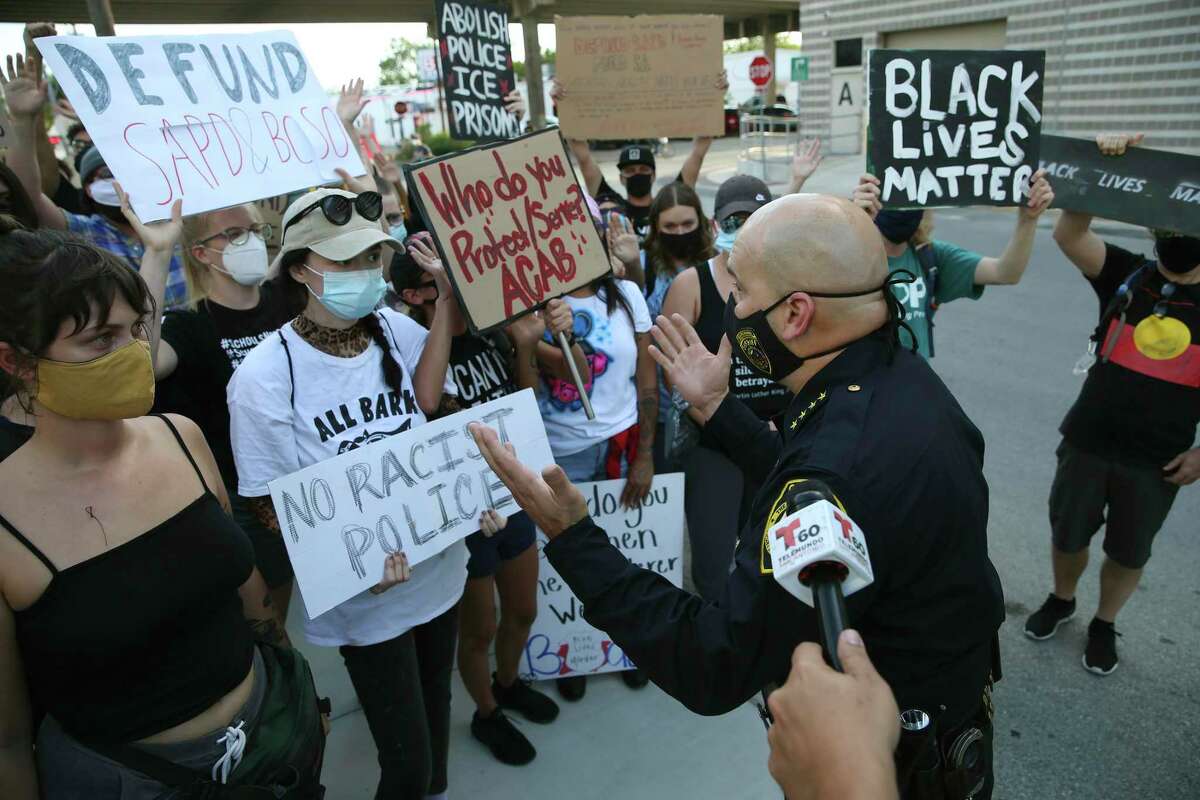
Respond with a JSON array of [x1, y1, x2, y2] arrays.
[[0, 21, 558, 89]]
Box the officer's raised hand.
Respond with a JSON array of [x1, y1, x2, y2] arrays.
[[468, 423, 588, 538], [648, 313, 731, 422]]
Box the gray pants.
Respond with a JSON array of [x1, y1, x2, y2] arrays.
[[683, 445, 745, 601], [37, 647, 266, 799]]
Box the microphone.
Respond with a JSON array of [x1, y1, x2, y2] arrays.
[[767, 481, 874, 671]]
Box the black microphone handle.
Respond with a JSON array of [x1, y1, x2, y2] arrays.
[[808, 566, 850, 672]]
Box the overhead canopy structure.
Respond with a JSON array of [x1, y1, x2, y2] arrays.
[[7, 0, 799, 128], [7, 0, 797, 39]]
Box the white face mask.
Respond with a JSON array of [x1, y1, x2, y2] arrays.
[[88, 178, 121, 207], [211, 234, 269, 286]]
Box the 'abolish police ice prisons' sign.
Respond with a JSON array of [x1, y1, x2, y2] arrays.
[[867, 49, 1045, 208]]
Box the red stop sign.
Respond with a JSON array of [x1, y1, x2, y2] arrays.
[[749, 55, 773, 86], [394, 101, 409, 115]]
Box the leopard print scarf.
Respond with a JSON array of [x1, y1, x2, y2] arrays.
[[291, 314, 371, 358]]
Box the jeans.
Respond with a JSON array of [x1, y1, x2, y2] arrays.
[[339, 604, 459, 799], [557, 439, 630, 483]]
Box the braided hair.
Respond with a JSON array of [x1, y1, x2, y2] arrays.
[[273, 249, 408, 402]]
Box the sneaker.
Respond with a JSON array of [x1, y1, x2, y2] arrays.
[[1083, 618, 1121, 676], [556, 675, 587, 701], [493, 674, 560, 723], [471, 709, 535, 766], [1024, 594, 1076, 640], [621, 667, 649, 689]]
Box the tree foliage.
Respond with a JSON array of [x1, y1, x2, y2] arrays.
[[379, 38, 432, 86], [513, 49, 556, 80], [722, 34, 801, 55]]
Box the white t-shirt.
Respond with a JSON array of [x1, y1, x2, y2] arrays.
[[228, 308, 465, 647], [538, 280, 652, 456]]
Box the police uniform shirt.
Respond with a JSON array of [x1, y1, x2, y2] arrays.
[[544, 330, 1005, 726]]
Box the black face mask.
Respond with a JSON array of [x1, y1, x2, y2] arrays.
[[722, 272, 917, 382], [874, 209, 923, 245], [658, 227, 703, 261], [625, 173, 654, 198], [1155, 233, 1200, 276]]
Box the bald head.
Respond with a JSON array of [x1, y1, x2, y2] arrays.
[[730, 194, 888, 296]]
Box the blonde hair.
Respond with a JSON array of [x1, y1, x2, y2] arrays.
[[180, 203, 263, 308]]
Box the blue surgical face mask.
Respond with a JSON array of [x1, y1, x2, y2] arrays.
[[715, 228, 737, 253], [304, 265, 387, 321], [389, 222, 408, 241]]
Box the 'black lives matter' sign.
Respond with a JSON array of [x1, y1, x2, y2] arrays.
[[1039, 135, 1200, 237], [868, 49, 1045, 208], [437, 0, 521, 142]]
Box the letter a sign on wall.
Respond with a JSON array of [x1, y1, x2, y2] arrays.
[[36, 32, 364, 222]]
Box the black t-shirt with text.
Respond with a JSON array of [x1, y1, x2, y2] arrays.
[[153, 284, 294, 488], [449, 333, 518, 408], [1060, 243, 1200, 466]]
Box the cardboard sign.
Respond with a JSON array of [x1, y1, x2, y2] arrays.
[[405, 127, 611, 332], [1039, 135, 1200, 237], [267, 389, 553, 619], [555, 15, 724, 140], [867, 49, 1045, 208], [35, 32, 363, 222], [436, 0, 520, 141], [520, 473, 685, 680]]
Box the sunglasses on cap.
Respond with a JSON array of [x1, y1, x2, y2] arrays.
[[718, 213, 751, 234], [283, 191, 383, 241]]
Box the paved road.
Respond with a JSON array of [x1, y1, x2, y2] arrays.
[[315, 141, 1200, 798]]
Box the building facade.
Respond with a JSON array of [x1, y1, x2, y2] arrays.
[[798, 0, 1200, 155]]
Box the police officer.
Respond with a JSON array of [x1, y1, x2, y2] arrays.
[[470, 194, 1005, 799]]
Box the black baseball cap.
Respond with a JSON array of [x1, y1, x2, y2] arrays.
[[617, 144, 655, 170], [714, 174, 772, 223]]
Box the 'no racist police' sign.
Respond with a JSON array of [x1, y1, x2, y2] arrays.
[[867, 49, 1045, 208]]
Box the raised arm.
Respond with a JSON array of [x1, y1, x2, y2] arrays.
[[679, 137, 714, 188], [406, 238, 456, 415], [552, 81, 604, 196], [114, 183, 182, 376], [1051, 133, 1143, 279], [0, 53, 67, 230], [23, 24, 62, 201], [973, 168, 1054, 286]]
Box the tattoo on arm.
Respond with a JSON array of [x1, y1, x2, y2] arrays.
[[247, 592, 292, 648], [638, 391, 658, 446], [246, 496, 281, 535]]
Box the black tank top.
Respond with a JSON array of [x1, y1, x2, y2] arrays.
[[2, 415, 256, 743], [696, 260, 790, 421]]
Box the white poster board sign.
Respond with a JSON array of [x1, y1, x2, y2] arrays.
[[36, 31, 363, 222], [520, 473, 684, 680], [268, 389, 553, 619]]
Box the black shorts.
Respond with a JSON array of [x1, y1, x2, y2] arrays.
[[465, 510, 536, 579], [1048, 439, 1179, 569], [232, 492, 295, 589]]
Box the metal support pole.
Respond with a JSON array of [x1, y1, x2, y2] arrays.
[[86, 0, 117, 36], [522, 19, 546, 130]]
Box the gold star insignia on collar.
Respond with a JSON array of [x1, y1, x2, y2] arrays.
[[790, 418, 799, 430], [819, 391, 827, 400]]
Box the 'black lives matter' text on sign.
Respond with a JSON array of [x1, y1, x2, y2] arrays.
[[437, 0, 521, 141], [1039, 135, 1200, 237], [868, 49, 1045, 208]]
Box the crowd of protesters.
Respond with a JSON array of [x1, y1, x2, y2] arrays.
[[0, 18, 1197, 800]]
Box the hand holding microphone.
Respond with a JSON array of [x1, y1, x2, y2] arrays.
[[767, 480, 874, 671]]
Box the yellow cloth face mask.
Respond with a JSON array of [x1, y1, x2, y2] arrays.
[[1133, 316, 1191, 361], [35, 339, 155, 420]]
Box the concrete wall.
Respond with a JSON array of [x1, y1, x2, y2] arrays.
[[799, 0, 1200, 154]]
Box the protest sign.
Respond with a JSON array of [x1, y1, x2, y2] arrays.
[[520, 473, 685, 681], [867, 49, 1045, 208], [405, 127, 611, 332], [35, 32, 363, 222], [267, 388, 553, 619], [417, 48, 440, 84], [1039, 135, 1200, 237], [436, 0, 520, 141], [555, 15, 724, 140]]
